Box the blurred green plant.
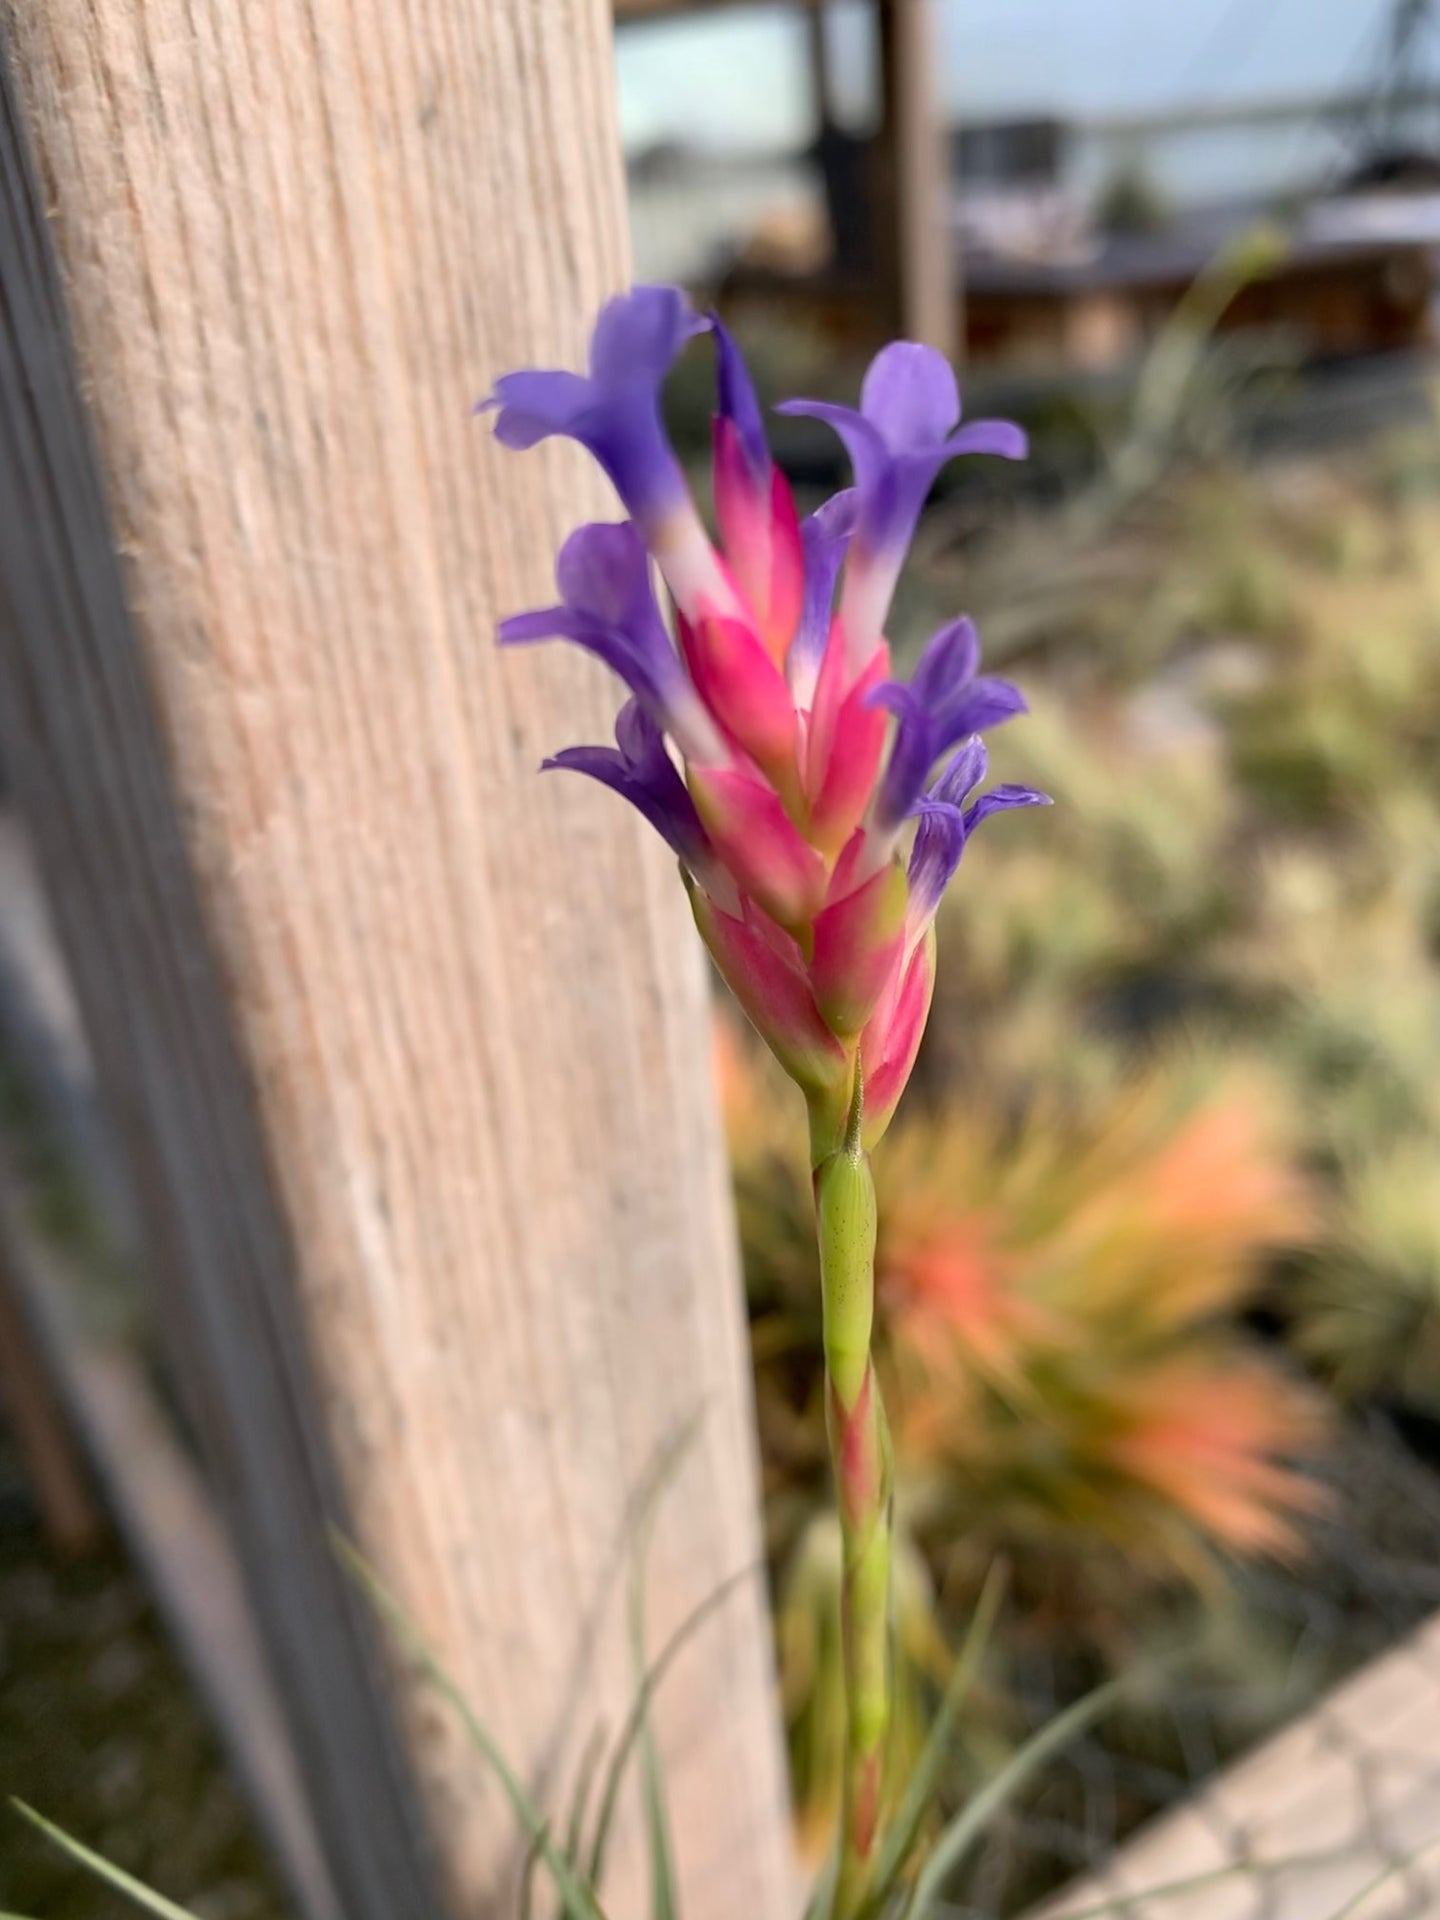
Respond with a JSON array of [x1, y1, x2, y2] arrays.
[[1106, 221, 1291, 513], [1295, 1146, 1440, 1415]]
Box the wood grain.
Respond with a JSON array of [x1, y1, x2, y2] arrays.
[[0, 3, 794, 1915]]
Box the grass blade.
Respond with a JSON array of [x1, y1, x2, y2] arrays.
[[631, 1518, 677, 1920], [904, 1676, 1130, 1920], [607, 1419, 706, 1920], [802, 1847, 839, 1920], [564, 1724, 609, 1871], [863, 1561, 1009, 1914], [11, 1803, 202, 1920], [585, 1562, 756, 1888], [1328, 1835, 1440, 1920], [519, 1821, 551, 1920], [332, 1534, 606, 1920]]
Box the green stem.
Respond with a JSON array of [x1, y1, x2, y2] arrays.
[[814, 1083, 892, 1920]]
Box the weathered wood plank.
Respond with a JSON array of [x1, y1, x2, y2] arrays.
[[1032, 1612, 1440, 1919], [0, 5, 793, 1917]]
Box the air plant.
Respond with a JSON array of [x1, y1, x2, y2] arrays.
[[483, 285, 1046, 1914], [884, 1063, 1322, 1579]]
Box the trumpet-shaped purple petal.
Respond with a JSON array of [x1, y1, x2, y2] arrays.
[[711, 317, 805, 659], [789, 490, 858, 701], [543, 698, 714, 875], [779, 342, 1026, 651], [870, 617, 1028, 832], [499, 522, 722, 763], [960, 782, 1051, 836], [480, 286, 706, 534], [862, 343, 960, 447], [712, 315, 770, 481], [906, 741, 1049, 933]]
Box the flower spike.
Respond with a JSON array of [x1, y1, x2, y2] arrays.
[[487, 282, 1042, 1147], [489, 288, 1046, 1916]]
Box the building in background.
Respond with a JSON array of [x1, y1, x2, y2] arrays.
[[617, 0, 1440, 371]]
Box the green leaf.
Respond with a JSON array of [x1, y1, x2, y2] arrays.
[[519, 1820, 551, 1920], [332, 1534, 607, 1920], [631, 1521, 677, 1920], [591, 1417, 702, 1920], [584, 1562, 756, 1890], [10, 1803, 202, 1920], [564, 1724, 609, 1872], [863, 1561, 1008, 1915], [801, 1847, 839, 1920], [904, 1676, 1130, 1920]]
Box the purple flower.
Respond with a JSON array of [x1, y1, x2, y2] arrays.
[[479, 286, 707, 536], [544, 697, 717, 879], [779, 343, 1026, 651], [906, 738, 1050, 934], [486, 281, 1050, 1149], [498, 522, 721, 762], [870, 616, 1028, 833]]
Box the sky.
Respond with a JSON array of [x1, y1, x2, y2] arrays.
[[615, 0, 1402, 155]]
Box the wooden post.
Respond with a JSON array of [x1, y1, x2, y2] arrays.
[[0, 5, 794, 1919], [876, 0, 958, 358], [0, 1252, 103, 1557]]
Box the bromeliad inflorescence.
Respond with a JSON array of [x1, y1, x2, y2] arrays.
[[483, 285, 1046, 1917]]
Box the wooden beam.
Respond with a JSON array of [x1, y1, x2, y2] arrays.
[[877, 0, 958, 358], [0, 5, 794, 1919]]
